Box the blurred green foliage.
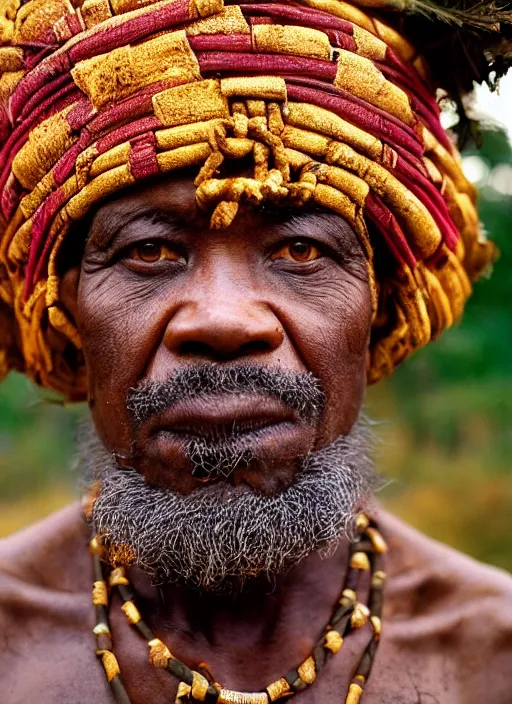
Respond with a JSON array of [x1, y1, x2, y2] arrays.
[[0, 130, 510, 572]]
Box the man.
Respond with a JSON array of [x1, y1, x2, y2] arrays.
[[0, 0, 511, 701]]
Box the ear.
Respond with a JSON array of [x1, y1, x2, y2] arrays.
[[59, 266, 80, 324]]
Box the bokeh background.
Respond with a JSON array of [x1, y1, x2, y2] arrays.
[[0, 83, 510, 572]]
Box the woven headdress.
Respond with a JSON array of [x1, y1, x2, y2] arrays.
[[0, 0, 509, 399]]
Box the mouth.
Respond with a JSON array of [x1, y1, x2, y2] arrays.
[[144, 394, 299, 441], [132, 393, 318, 489]]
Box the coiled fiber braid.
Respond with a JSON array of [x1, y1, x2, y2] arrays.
[[0, 0, 496, 398]]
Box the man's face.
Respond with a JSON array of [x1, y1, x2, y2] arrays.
[[70, 170, 372, 496]]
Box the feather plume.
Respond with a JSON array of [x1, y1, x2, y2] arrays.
[[382, 0, 512, 145]]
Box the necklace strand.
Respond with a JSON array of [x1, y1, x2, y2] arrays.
[[90, 513, 387, 704]]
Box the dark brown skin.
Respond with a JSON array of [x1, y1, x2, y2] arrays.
[[66, 172, 371, 494], [1, 171, 511, 703]]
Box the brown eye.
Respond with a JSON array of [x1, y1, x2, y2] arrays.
[[128, 241, 180, 263], [272, 240, 321, 263]]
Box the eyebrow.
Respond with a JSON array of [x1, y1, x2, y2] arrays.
[[283, 209, 361, 252], [88, 205, 184, 251]]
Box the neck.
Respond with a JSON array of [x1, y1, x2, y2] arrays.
[[128, 540, 350, 655]]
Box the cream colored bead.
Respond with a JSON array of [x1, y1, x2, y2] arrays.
[[217, 690, 269, 703], [93, 622, 111, 636], [109, 566, 129, 587], [175, 682, 192, 703], [351, 602, 370, 629], [340, 588, 357, 606], [372, 570, 386, 587]]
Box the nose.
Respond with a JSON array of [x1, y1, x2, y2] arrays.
[[164, 297, 284, 361]]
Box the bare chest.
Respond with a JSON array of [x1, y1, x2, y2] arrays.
[[0, 623, 466, 704]]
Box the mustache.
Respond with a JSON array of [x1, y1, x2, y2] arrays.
[[126, 364, 325, 428]]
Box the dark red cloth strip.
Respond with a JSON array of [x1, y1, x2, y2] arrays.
[[324, 29, 357, 53], [249, 16, 273, 24], [97, 115, 161, 154], [53, 129, 90, 186], [18, 73, 74, 124], [395, 156, 459, 250], [365, 192, 416, 269], [0, 85, 77, 213], [129, 132, 160, 180], [10, 53, 72, 124], [24, 46, 54, 72], [86, 79, 183, 137], [66, 99, 96, 131], [189, 34, 252, 52], [377, 61, 452, 152], [285, 81, 424, 159], [239, 3, 354, 33], [1, 176, 24, 223], [69, 0, 191, 64], [380, 53, 440, 118], [23, 185, 69, 299], [198, 52, 337, 81]]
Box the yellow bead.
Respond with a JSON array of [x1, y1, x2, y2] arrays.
[[121, 600, 141, 625], [351, 602, 370, 629], [266, 678, 292, 701], [346, 682, 364, 704], [191, 670, 210, 701], [176, 682, 192, 702], [92, 580, 108, 606], [297, 656, 316, 685], [367, 527, 388, 554], [217, 690, 269, 703], [109, 567, 129, 587], [371, 615, 382, 638], [350, 551, 370, 571], [340, 588, 357, 606], [324, 629, 344, 654], [148, 638, 173, 668], [89, 536, 103, 554], [355, 513, 370, 532], [96, 649, 120, 682], [372, 570, 386, 587]]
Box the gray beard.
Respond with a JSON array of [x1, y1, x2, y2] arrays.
[[83, 419, 380, 593]]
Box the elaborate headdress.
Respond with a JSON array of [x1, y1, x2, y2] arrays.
[[0, 0, 509, 398]]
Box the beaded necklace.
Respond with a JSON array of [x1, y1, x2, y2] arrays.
[[90, 513, 386, 704]]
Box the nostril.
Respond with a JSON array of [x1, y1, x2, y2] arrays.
[[239, 340, 273, 356], [177, 339, 273, 361], [178, 340, 216, 358]]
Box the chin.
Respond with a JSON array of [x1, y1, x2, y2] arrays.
[[134, 421, 317, 494]]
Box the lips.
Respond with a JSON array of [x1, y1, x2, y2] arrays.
[[142, 393, 299, 440]]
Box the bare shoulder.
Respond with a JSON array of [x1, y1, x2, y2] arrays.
[[0, 504, 99, 704], [377, 509, 512, 703], [0, 501, 91, 593]]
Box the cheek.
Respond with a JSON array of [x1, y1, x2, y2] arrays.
[[280, 274, 371, 443], [76, 272, 166, 449]]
